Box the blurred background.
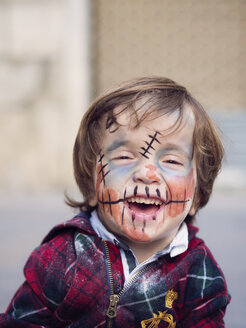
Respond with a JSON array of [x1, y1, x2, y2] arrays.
[[0, 1, 245, 327]]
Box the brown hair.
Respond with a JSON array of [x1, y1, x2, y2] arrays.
[[67, 77, 224, 223]]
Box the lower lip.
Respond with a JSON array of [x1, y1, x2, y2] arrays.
[[124, 201, 164, 222]]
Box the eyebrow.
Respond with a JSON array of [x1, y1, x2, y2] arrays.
[[161, 143, 192, 158], [106, 139, 129, 154]]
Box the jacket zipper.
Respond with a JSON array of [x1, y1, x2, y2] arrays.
[[102, 239, 152, 327]]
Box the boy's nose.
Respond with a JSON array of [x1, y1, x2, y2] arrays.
[[133, 164, 161, 185]]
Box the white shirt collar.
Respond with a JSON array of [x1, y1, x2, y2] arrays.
[[90, 210, 188, 258]]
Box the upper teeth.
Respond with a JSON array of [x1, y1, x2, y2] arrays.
[[127, 197, 162, 206]]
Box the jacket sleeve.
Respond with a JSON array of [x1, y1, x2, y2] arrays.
[[179, 245, 231, 328], [0, 230, 76, 328]]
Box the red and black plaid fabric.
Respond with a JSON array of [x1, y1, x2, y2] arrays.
[[0, 212, 230, 327]]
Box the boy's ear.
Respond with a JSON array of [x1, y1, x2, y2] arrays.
[[189, 194, 198, 216], [188, 204, 196, 216], [89, 196, 98, 207]]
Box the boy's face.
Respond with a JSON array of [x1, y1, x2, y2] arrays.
[[94, 103, 196, 247]]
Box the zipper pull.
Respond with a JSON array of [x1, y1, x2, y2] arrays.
[[106, 294, 119, 319]]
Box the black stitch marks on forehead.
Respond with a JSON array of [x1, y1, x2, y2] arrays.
[[139, 131, 161, 159]]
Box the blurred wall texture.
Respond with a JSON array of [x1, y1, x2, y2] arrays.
[[0, 0, 245, 193]]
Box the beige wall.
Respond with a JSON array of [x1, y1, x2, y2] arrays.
[[0, 0, 90, 191], [0, 0, 245, 192], [92, 0, 246, 111]]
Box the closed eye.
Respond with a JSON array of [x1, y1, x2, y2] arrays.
[[113, 156, 132, 160], [110, 151, 136, 165], [165, 160, 182, 165]]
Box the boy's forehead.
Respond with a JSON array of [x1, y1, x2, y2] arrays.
[[100, 103, 196, 156], [110, 101, 195, 133]]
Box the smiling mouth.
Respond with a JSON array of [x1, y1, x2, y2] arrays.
[[126, 196, 164, 215]]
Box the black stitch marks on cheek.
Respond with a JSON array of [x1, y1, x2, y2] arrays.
[[98, 152, 104, 163], [124, 188, 127, 200], [108, 191, 112, 215], [121, 188, 127, 225], [98, 151, 111, 186], [121, 206, 125, 225], [132, 214, 136, 230], [97, 188, 126, 206], [183, 189, 186, 210], [139, 131, 161, 159], [142, 220, 146, 233], [165, 189, 189, 206]]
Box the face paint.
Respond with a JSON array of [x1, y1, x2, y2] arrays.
[[95, 105, 196, 247], [145, 164, 161, 182], [139, 131, 161, 159]]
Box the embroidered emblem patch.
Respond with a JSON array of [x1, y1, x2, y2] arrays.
[[165, 289, 178, 309], [141, 289, 178, 328], [141, 310, 176, 328]]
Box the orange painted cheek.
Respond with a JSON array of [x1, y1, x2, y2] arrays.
[[98, 187, 122, 224], [165, 169, 195, 219], [122, 225, 150, 242]]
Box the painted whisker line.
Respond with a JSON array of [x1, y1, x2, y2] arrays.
[[183, 189, 186, 210], [165, 189, 188, 206], [142, 220, 146, 233], [132, 214, 136, 229], [121, 206, 125, 225], [124, 188, 127, 199], [98, 198, 125, 205], [134, 186, 138, 196], [169, 189, 172, 209], [156, 188, 161, 198], [108, 191, 112, 215], [99, 192, 105, 211], [121, 188, 127, 225], [166, 199, 189, 205], [145, 186, 150, 198]]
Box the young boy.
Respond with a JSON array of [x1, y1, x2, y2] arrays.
[[0, 77, 230, 327]]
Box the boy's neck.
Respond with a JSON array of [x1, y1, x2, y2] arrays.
[[119, 233, 176, 264]]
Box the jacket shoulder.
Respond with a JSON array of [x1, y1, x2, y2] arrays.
[[24, 212, 95, 308], [41, 211, 95, 244]]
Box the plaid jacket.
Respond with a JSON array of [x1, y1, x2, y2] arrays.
[[0, 212, 230, 328]]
